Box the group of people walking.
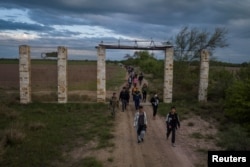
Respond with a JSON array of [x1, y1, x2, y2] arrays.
[[110, 65, 181, 147]]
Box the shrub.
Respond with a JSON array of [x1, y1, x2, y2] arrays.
[[225, 79, 250, 125], [217, 124, 250, 150], [208, 68, 234, 101]]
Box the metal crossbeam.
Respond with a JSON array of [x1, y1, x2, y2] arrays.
[[96, 40, 173, 50], [96, 44, 172, 50]]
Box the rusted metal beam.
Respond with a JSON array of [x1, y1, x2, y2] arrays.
[[96, 44, 173, 50]]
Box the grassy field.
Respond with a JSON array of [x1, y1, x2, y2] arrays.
[[0, 99, 115, 167], [0, 59, 126, 166]]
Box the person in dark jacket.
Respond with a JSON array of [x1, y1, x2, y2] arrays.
[[119, 87, 130, 112], [138, 72, 144, 86], [141, 83, 148, 102], [150, 94, 159, 120], [134, 89, 142, 110], [166, 106, 180, 147]]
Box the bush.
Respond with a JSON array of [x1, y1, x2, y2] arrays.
[[217, 124, 250, 150], [225, 79, 250, 124], [208, 68, 234, 101]]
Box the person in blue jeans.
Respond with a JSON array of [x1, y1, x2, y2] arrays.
[[134, 89, 141, 111]]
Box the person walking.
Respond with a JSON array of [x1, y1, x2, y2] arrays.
[[166, 106, 180, 147], [133, 74, 138, 87], [134, 106, 148, 143], [109, 93, 119, 117], [138, 72, 144, 86], [134, 89, 141, 110], [141, 83, 148, 102], [119, 87, 129, 112], [128, 75, 132, 89], [131, 85, 137, 101], [150, 94, 159, 119], [125, 86, 130, 105]]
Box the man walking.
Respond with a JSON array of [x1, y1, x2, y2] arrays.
[[150, 94, 159, 119], [138, 72, 144, 86], [134, 106, 148, 143], [134, 89, 141, 110], [166, 106, 180, 147], [119, 87, 129, 112], [141, 83, 148, 102]]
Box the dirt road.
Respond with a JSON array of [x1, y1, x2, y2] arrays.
[[111, 103, 194, 167]]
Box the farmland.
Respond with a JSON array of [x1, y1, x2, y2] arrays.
[[0, 59, 126, 102]]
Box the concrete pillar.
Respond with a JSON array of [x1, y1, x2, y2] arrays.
[[57, 46, 68, 103], [163, 47, 174, 103], [97, 46, 106, 102], [198, 50, 209, 102], [19, 45, 31, 104]]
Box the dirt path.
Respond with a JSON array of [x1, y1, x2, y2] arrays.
[[110, 103, 194, 167]]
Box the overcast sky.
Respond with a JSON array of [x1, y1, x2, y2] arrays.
[[0, 0, 249, 63]]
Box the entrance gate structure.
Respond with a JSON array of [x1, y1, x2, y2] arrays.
[[96, 41, 209, 103], [96, 42, 174, 103], [18, 42, 209, 104]]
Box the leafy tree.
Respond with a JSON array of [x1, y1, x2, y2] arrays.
[[172, 26, 228, 61]]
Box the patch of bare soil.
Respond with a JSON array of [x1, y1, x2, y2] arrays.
[[177, 115, 221, 167]]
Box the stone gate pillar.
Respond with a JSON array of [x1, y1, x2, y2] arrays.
[[198, 50, 209, 102], [163, 47, 174, 103], [19, 45, 31, 104], [97, 46, 106, 102], [57, 46, 68, 103]]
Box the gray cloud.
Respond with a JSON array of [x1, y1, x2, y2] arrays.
[[0, 0, 249, 62], [0, 19, 53, 31]]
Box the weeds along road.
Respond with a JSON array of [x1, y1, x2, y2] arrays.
[[111, 103, 194, 167]]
